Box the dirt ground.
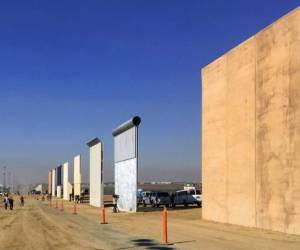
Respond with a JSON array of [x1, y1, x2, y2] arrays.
[[0, 196, 300, 250]]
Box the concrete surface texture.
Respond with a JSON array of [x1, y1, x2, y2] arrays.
[[73, 155, 81, 196], [202, 7, 300, 235], [51, 169, 56, 196], [48, 170, 52, 195], [63, 162, 72, 200], [115, 158, 138, 212], [89, 141, 104, 207], [57, 186, 62, 198]]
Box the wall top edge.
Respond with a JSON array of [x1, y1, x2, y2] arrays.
[[201, 6, 300, 73]]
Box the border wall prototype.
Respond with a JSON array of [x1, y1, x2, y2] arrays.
[[48, 170, 52, 195], [87, 138, 104, 207], [63, 162, 72, 200], [51, 169, 56, 196], [113, 116, 141, 212], [74, 155, 81, 197], [202, 8, 300, 235]]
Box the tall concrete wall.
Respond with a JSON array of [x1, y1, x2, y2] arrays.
[[87, 138, 104, 208], [63, 162, 71, 200], [48, 170, 52, 195], [202, 7, 300, 235], [74, 155, 81, 196], [51, 169, 56, 196]]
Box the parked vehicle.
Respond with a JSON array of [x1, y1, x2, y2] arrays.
[[142, 191, 153, 207], [137, 189, 143, 203], [172, 189, 202, 207], [150, 192, 171, 207]]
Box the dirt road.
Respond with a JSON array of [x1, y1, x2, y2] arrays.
[[0, 199, 173, 250], [1, 197, 300, 250]]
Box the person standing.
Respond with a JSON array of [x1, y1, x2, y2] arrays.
[[3, 196, 9, 210], [20, 196, 25, 207], [8, 196, 14, 210]]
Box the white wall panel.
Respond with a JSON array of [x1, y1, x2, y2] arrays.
[[57, 186, 62, 198], [115, 158, 137, 212], [89, 142, 103, 207], [74, 155, 81, 196], [63, 162, 70, 200]]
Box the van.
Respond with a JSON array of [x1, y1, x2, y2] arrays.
[[142, 191, 153, 206], [172, 189, 201, 207], [150, 192, 171, 207]]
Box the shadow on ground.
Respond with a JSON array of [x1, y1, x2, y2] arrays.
[[137, 205, 200, 213], [131, 239, 175, 249]]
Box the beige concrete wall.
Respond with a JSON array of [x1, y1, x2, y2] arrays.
[[226, 37, 256, 227], [202, 7, 300, 235], [48, 170, 52, 195], [202, 56, 228, 223]]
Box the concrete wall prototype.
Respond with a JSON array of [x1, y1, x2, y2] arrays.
[[113, 117, 141, 212], [57, 186, 62, 198], [87, 138, 104, 207], [202, 8, 300, 235], [63, 162, 72, 200], [74, 155, 81, 196], [52, 169, 56, 196], [48, 171, 52, 195]]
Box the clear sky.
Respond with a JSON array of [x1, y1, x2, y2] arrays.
[[0, 1, 299, 185]]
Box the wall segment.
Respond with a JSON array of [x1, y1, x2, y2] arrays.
[[202, 7, 300, 235]]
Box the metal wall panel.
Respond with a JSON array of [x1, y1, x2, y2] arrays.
[[114, 127, 137, 163], [56, 165, 62, 186], [115, 158, 137, 212], [74, 155, 81, 196], [89, 142, 103, 207], [113, 117, 140, 213]]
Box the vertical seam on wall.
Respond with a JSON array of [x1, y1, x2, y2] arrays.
[[254, 35, 257, 227], [225, 55, 229, 223], [287, 17, 291, 233]]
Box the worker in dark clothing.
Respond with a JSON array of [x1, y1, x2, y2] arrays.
[[20, 196, 25, 206], [3, 196, 9, 210], [9, 196, 14, 210]]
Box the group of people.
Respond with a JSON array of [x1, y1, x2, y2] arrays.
[[2, 195, 24, 210]]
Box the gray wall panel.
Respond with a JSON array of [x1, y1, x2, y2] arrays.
[[114, 126, 137, 163]]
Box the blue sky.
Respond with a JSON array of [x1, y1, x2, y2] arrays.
[[0, 1, 299, 185]]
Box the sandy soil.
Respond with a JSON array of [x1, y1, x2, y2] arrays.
[[1, 196, 300, 250], [0, 197, 172, 250]]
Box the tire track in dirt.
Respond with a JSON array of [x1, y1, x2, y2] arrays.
[[0, 203, 92, 250], [0, 199, 176, 250]]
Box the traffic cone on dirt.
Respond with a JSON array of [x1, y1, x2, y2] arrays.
[[162, 207, 168, 244], [73, 203, 77, 215], [60, 200, 64, 211], [101, 207, 107, 224]]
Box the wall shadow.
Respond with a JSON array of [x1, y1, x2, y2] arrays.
[[131, 239, 175, 249]]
